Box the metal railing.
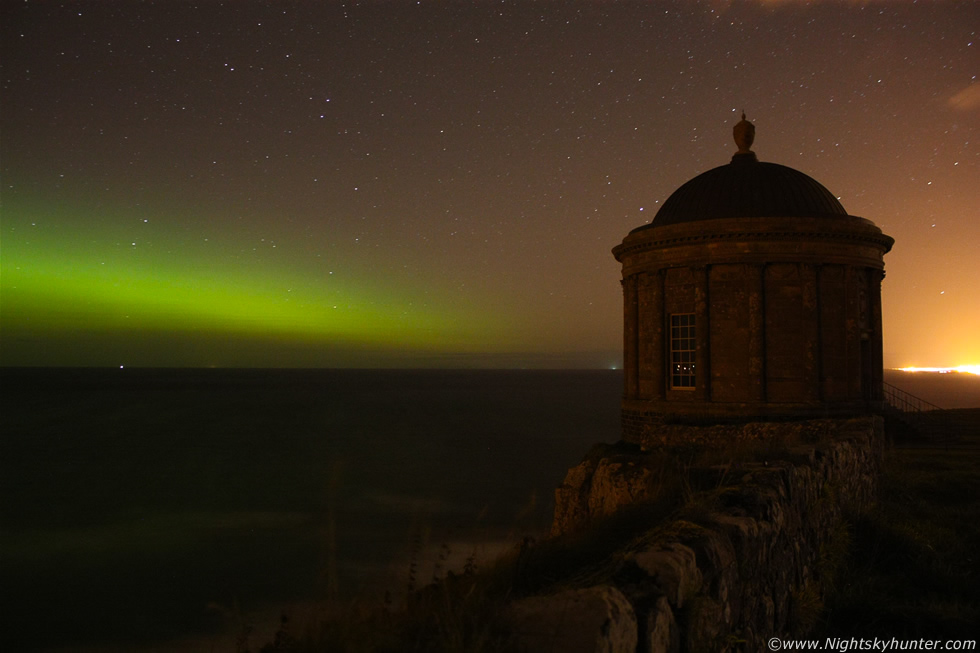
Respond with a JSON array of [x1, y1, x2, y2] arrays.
[[882, 381, 944, 414], [882, 381, 949, 446]]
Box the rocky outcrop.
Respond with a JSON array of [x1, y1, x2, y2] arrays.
[[507, 586, 638, 653], [511, 416, 883, 653], [552, 441, 663, 537], [553, 417, 878, 536]]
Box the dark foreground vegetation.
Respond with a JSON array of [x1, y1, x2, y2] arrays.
[[245, 412, 980, 652], [238, 476, 695, 652], [817, 410, 980, 639]]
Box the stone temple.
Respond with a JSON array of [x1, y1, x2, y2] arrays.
[[613, 115, 894, 438]]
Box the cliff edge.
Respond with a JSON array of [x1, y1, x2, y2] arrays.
[[507, 416, 884, 653]]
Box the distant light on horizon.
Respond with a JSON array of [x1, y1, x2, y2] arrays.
[[896, 365, 980, 376], [1, 2, 976, 369]]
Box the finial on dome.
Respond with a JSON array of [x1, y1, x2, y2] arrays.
[[733, 111, 755, 154]]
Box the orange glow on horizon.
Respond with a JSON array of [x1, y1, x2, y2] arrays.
[[896, 365, 980, 376]]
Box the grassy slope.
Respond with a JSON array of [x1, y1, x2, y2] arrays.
[[818, 419, 980, 639]]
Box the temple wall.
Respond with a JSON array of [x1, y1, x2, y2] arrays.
[[708, 264, 753, 403], [618, 258, 885, 435]]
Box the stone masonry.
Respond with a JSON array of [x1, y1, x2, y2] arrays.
[[508, 416, 884, 653]]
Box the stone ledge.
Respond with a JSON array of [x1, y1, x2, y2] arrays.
[[509, 415, 883, 653]]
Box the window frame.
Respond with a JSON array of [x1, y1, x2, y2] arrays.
[[669, 313, 696, 390]]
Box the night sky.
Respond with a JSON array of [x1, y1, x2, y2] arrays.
[[2, 1, 977, 369]]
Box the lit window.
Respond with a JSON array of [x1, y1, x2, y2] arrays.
[[670, 313, 696, 389]]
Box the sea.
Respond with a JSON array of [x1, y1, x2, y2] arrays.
[[1, 367, 977, 652], [0, 368, 622, 652]]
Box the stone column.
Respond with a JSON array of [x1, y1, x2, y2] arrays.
[[749, 264, 767, 402], [638, 271, 665, 399], [653, 270, 666, 399], [801, 263, 820, 402], [623, 275, 638, 399], [844, 266, 862, 400], [694, 265, 711, 402], [815, 264, 825, 402], [817, 264, 847, 401], [869, 268, 885, 401]]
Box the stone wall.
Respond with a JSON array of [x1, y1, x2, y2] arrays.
[[508, 416, 884, 653], [614, 216, 891, 425]]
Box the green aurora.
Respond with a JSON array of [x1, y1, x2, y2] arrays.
[[1, 197, 511, 367], [3, 2, 977, 369]]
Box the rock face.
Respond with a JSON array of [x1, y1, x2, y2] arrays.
[[631, 542, 702, 610], [512, 416, 883, 653], [507, 586, 638, 653], [552, 441, 663, 536], [553, 418, 877, 535]]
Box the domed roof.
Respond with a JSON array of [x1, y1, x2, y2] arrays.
[[636, 116, 849, 232]]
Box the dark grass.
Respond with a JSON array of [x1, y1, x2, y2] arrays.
[[817, 428, 980, 639]]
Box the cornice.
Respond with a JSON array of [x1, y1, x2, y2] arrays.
[[613, 226, 894, 261]]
